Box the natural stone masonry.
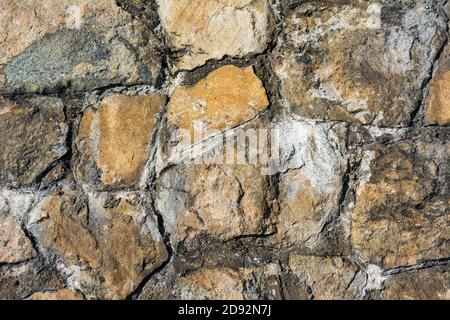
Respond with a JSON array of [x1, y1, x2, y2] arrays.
[[156, 162, 276, 251], [139, 263, 284, 300], [174, 268, 245, 300], [0, 0, 449, 300], [158, 0, 275, 71], [273, 0, 447, 126], [0, 0, 162, 94], [0, 257, 64, 300]]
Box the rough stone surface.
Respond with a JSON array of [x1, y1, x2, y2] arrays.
[[0, 0, 162, 94], [117, 0, 161, 30], [1, 0, 449, 300], [269, 120, 349, 254], [425, 44, 450, 125], [28, 289, 84, 300], [174, 268, 245, 300], [0, 97, 67, 188], [381, 266, 450, 300], [166, 65, 270, 139], [288, 254, 365, 300], [273, 0, 447, 126], [139, 263, 284, 300], [76, 93, 165, 190], [28, 186, 168, 299], [352, 137, 449, 268], [156, 161, 276, 251], [157, 0, 275, 71], [0, 198, 36, 264], [0, 256, 64, 300]]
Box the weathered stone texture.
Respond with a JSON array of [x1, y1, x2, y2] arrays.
[[269, 120, 349, 254], [381, 266, 449, 300], [0, 0, 162, 94], [288, 254, 365, 300], [28, 289, 84, 301], [28, 186, 168, 299], [76, 93, 165, 190], [155, 64, 277, 252], [117, 0, 161, 30], [0, 255, 64, 300], [352, 137, 449, 268], [158, 0, 275, 71], [0, 0, 449, 301], [0, 97, 67, 188], [273, 0, 447, 126], [0, 197, 35, 264], [139, 262, 284, 300], [166, 65, 269, 139], [425, 43, 450, 126], [156, 162, 276, 251], [175, 268, 245, 300]]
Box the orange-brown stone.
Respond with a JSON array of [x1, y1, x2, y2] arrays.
[[76, 93, 165, 189]]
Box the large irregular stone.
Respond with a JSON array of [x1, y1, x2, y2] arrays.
[[156, 162, 276, 251], [0, 97, 67, 188], [166, 65, 269, 140], [352, 136, 450, 269], [157, 0, 275, 71], [273, 0, 447, 126], [28, 186, 168, 299], [0, 0, 162, 94], [425, 43, 450, 125], [76, 93, 165, 190], [0, 197, 36, 264], [288, 254, 365, 300], [269, 119, 349, 254], [381, 266, 449, 300]]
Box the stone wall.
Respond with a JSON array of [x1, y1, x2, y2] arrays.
[[0, 0, 448, 300]]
